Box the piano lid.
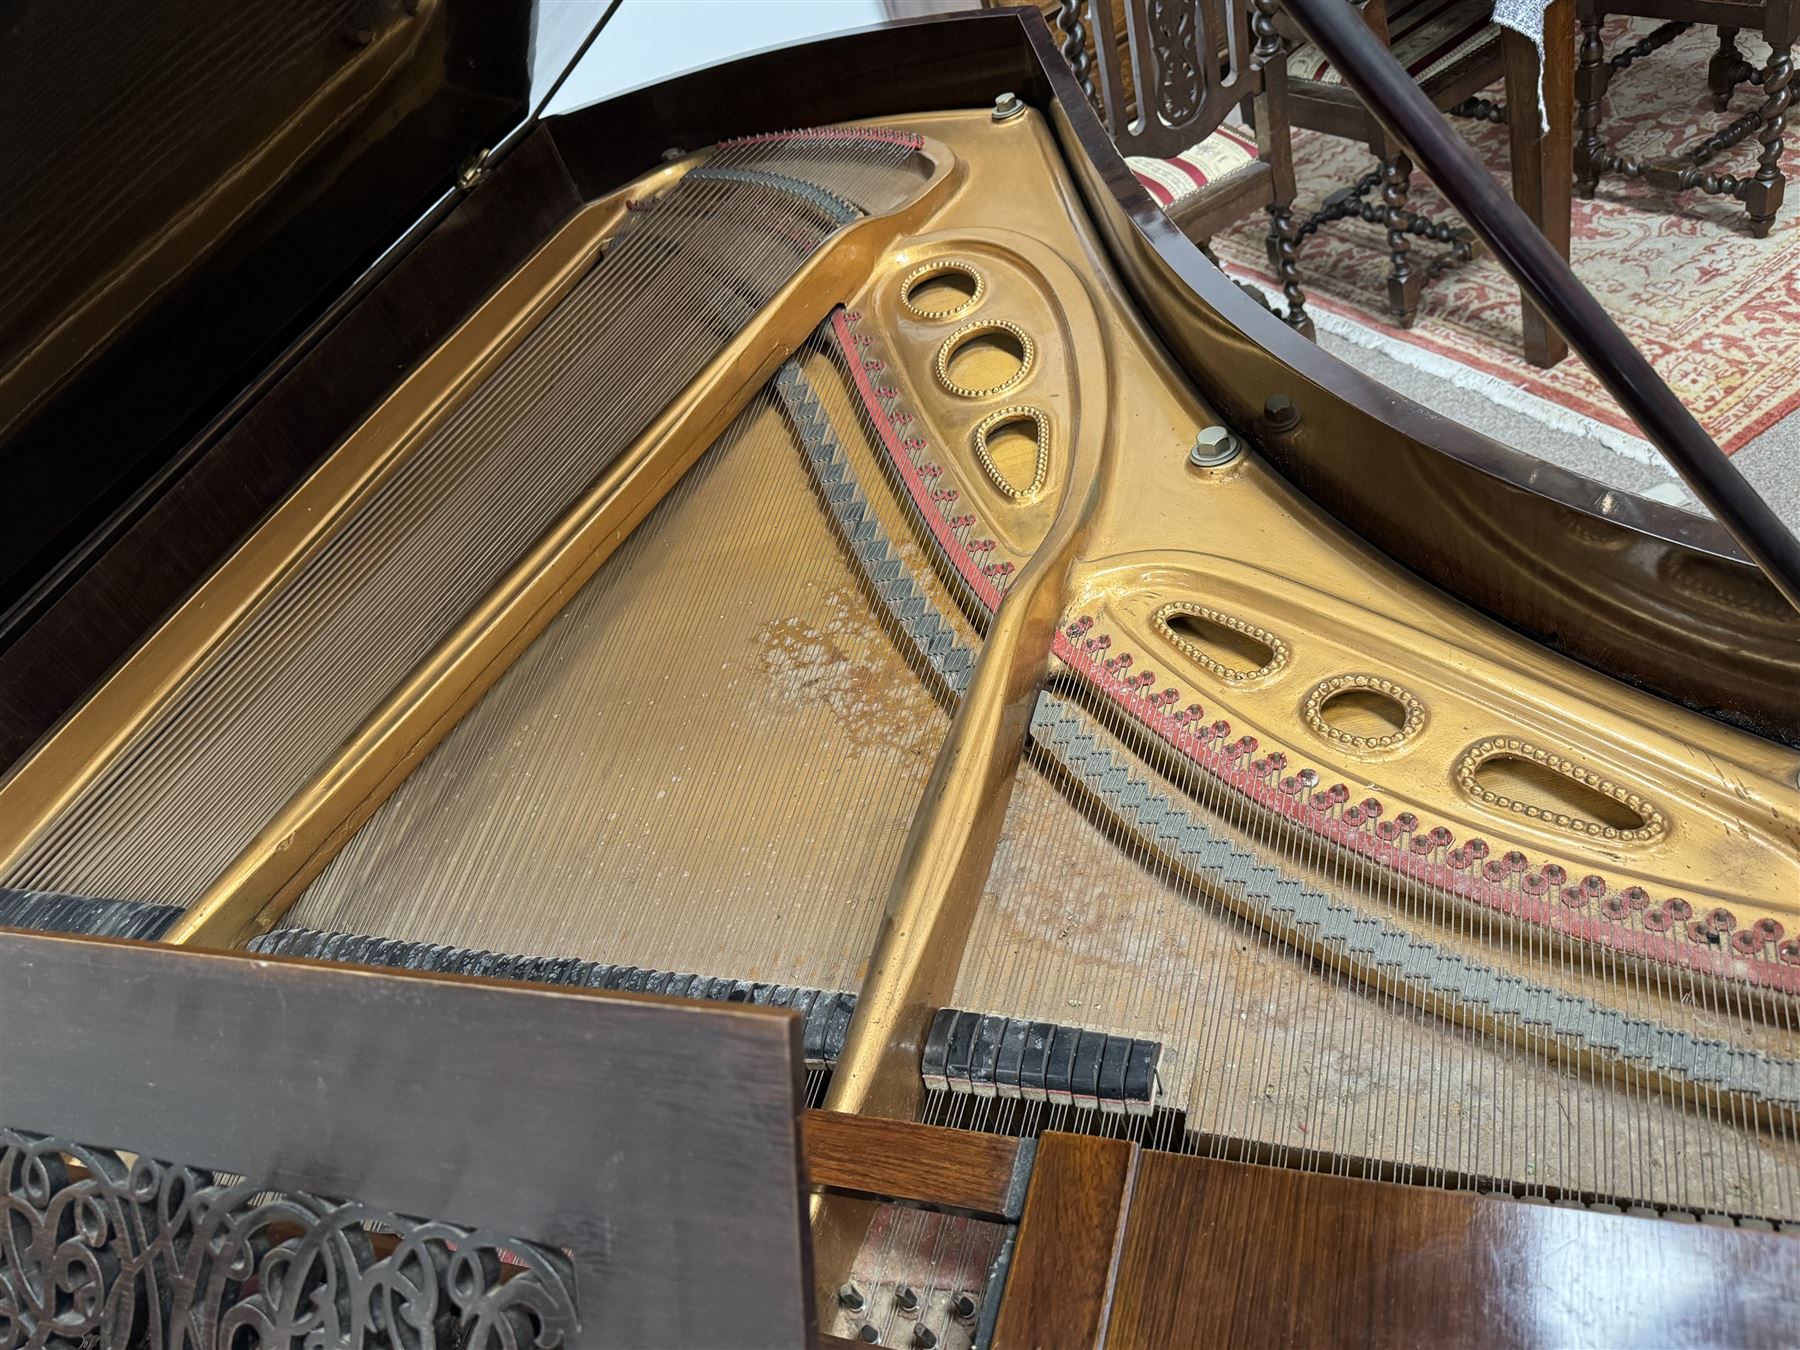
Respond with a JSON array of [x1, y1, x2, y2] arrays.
[[0, 0, 613, 628]]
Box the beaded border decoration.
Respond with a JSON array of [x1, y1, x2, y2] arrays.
[[1302, 673, 1425, 752], [829, 307, 1798, 989], [901, 258, 988, 319], [971, 406, 1051, 501], [1153, 601, 1290, 683], [1456, 737, 1664, 845], [934, 319, 1035, 398]]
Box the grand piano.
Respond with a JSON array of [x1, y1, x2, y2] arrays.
[[1, 3, 1796, 1345]]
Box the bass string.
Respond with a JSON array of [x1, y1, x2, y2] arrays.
[[287, 360, 949, 996], [286, 310, 960, 987], [6, 132, 927, 908], [12, 167, 766, 890], [8, 171, 781, 896]]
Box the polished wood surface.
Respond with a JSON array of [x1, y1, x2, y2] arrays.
[[0, 0, 533, 622], [993, 1133, 1139, 1350], [1110, 1149, 1800, 1349], [0, 129, 584, 773], [805, 1110, 1032, 1220], [0, 929, 814, 1348], [1504, 0, 1575, 368]]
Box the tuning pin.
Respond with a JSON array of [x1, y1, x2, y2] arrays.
[[950, 1292, 978, 1322], [838, 1283, 866, 1312], [896, 1286, 920, 1314], [912, 1326, 939, 1349], [856, 1324, 881, 1344]]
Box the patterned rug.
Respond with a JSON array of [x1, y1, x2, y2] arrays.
[[1213, 20, 1800, 454]]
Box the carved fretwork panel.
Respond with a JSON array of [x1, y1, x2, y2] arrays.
[[1144, 0, 1205, 127], [0, 1129, 580, 1349], [1051, 0, 1258, 160]]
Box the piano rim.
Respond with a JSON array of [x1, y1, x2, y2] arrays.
[[0, 16, 1796, 1325], [1, 7, 1793, 787], [0, 97, 1789, 1118]]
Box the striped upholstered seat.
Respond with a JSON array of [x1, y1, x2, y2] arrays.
[[1035, 0, 1311, 335], [1288, 0, 1500, 89], [1125, 124, 1261, 210]]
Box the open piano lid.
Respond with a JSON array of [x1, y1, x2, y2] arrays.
[[0, 0, 613, 634]]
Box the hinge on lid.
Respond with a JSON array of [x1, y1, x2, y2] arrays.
[[457, 148, 492, 191]]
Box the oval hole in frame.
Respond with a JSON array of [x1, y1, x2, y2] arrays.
[[902, 259, 985, 319], [1319, 687, 1408, 740], [1471, 754, 1648, 832], [935, 320, 1033, 398], [973, 408, 1049, 500], [1154, 604, 1288, 683]]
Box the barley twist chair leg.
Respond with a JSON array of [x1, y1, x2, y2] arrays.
[[1744, 41, 1792, 236], [1708, 26, 1744, 110], [1575, 13, 1610, 199], [1379, 149, 1423, 326], [1265, 200, 1314, 338]]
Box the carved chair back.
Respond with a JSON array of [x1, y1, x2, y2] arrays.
[[1048, 0, 1280, 159]]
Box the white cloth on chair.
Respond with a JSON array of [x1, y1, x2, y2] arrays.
[[1491, 0, 1552, 131]]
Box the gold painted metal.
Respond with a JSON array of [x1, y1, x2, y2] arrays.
[[1456, 737, 1664, 843], [278, 385, 942, 987], [13, 100, 1791, 1010], [811, 110, 1799, 1051], [6, 95, 1796, 1172], [822, 204, 1119, 1125], [805, 147, 1123, 1298], [1153, 601, 1290, 684], [933, 318, 1036, 398], [0, 139, 957, 896], [1303, 673, 1426, 752], [900, 258, 987, 318], [165, 142, 962, 948], [1085, 549, 1792, 918], [819, 576, 1067, 1121], [865, 233, 1076, 562], [0, 171, 672, 861], [970, 406, 1050, 501], [811, 117, 1800, 1158], [919, 115, 1795, 927], [3, 100, 1797, 1288]]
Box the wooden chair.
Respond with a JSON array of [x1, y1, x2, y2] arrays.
[[1037, 0, 1314, 334], [1574, 0, 1792, 235], [1280, 0, 1551, 329]]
